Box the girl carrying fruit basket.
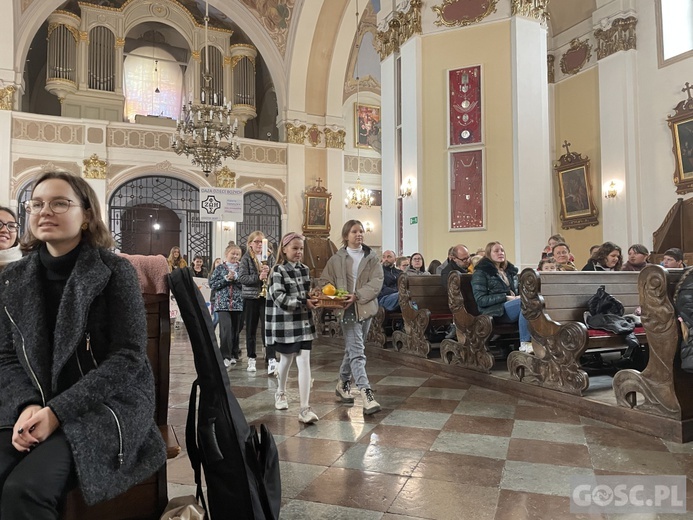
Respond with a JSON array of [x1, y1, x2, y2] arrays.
[[319, 220, 384, 415]]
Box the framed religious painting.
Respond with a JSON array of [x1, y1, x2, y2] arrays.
[[448, 65, 482, 146], [355, 103, 380, 149], [667, 85, 693, 194], [449, 149, 485, 231], [554, 146, 599, 230], [302, 181, 332, 236]]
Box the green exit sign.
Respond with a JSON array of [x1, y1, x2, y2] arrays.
[[410, 216, 418, 225]]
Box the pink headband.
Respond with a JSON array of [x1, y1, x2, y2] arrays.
[[282, 232, 305, 246]]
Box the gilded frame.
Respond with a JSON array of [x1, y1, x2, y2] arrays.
[[448, 148, 485, 231], [302, 190, 331, 236], [554, 152, 599, 230], [670, 115, 693, 194]]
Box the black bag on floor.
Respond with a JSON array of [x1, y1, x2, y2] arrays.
[[169, 268, 281, 520]]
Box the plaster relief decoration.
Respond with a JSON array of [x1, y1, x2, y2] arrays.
[[0, 85, 16, 110], [238, 0, 294, 57], [594, 16, 637, 60], [83, 154, 108, 179], [667, 82, 693, 195], [375, 0, 422, 60], [448, 66, 482, 146], [511, 0, 549, 25], [547, 54, 555, 84], [560, 38, 592, 76], [13, 118, 84, 145], [324, 128, 346, 149], [286, 123, 306, 145], [433, 0, 499, 28], [215, 166, 237, 188], [307, 124, 322, 147], [554, 141, 599, 230], [449, 149, 485, 231]]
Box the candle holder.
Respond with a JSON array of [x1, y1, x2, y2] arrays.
[[259, 260, 269, 298]]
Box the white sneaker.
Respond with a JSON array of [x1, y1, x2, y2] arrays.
[[520, 342, 534, 354], [223, 358, 231, 368], [268, 358, 278, 376], [360, 388, 381, 415], [274, 392, 289, 410], [247, 358, 257, 372], [298, 407, 319, 424], [230, 358, 237, 366]]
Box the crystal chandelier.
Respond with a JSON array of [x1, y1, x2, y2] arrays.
[[171, 1, 240, 176], [345, 0, 373, 209]]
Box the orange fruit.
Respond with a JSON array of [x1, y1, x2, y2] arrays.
[[322, 284, 336, 296]]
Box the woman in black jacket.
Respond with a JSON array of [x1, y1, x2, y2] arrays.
[[0, 172, 165, 517], [581, 241, 623, 271], [471, 241, 532, 352]]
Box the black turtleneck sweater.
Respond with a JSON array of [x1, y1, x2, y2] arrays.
[[39, 242, 82, 343]]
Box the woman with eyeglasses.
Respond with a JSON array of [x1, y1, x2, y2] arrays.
[[238, 231, 276, 375], [0, 172, 166, 518], [0, 206, 22, 271]]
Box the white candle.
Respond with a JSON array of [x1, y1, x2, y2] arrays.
[[261, 238, 268, 261]]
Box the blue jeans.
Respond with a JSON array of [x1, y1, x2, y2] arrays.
[[340, 318, 372, 390], [378, 292, 400, 312], [497, 298, 530, 342]]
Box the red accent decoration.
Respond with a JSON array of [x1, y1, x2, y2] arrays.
[[587, 326, 646, 338], [450, 149, 484, 229], [449, 66, 481, 145], [443, 0, 490, 22]]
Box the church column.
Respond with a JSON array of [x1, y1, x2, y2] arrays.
[[114, 37, 125, 96], [380, 52, 397, 252], [593, 6, 639, 247], [284, 121, 307, 234], [510, 6, 552, 268]]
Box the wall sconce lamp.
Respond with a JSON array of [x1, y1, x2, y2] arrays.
[[400, 178, 413, 198], [604, 180, 621, 199], [222, 222, 233, 232], [364, 221, 374, 233]]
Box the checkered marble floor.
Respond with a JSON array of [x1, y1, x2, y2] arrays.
[[165, 328, 693, 519]]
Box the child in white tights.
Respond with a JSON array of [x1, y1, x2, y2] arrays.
[[265, 232, 319, 424]]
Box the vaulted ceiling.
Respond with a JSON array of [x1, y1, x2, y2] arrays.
[[546, 0, 597, 36]]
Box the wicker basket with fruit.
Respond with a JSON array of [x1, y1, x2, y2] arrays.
[[314, 284, 351, 309]]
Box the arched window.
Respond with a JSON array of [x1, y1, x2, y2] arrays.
[[657, 0, 693, 66], [123, 45, 183, 122], [237, 192, 281, 253]]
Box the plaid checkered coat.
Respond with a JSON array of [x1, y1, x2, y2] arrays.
[[265, 261, 316, 345]]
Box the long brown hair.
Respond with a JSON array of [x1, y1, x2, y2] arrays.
[[246, 230, 264, 260], [484, 241, 509, 270], [21, 171, 114, 252], [590, 241, 623, 270]]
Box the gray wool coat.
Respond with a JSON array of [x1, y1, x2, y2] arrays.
[[0, 245, 166, 505]]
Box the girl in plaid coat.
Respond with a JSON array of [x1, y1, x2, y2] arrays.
[[265, 232, 319, 424]]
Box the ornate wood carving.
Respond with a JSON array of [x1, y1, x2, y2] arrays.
[[433, 0, 498, 28], [215, 166, 236, 188], [391, 274, 433, 358], [285, 123, 306, 145], [440, 271, 494, 373], [508, 269, 590, 396], [375, 0, 422, 60], [554, 142, 599, 230], [560, 38, 592, 76], [667, 82, 693, 195], [82, 153, 107, 179], [511, 0, 549, 25], [366, 306, 387, 347], [594, 16, 637, 60], [547, 54, 555, 84], [613, 266, 691, 418]]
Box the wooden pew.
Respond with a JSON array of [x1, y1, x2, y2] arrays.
[[62, 261, 180, 520], [509, 269, 647, 396], [612, 266, 692, 422], [440, 271, 518, 372], [391, 273, 453, 358]]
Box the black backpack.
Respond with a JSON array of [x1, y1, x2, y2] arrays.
[[675, 267, 693, 373], [168, 268, 281, 520]]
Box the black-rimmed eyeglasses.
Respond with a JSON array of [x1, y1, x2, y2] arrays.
[[454, 255, 470, 263], [24, 199, 82, 214], [0, 221, 19, 232]]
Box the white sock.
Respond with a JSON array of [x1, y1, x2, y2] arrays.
[[295, 350, 312, 409], [277, 353, 294, 394]]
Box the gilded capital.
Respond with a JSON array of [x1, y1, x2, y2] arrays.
[[511, 0, 549, 25], [191, 51, 201, 61], [375, 0, 422, 60], [83, 154, 108, 179], [0, 85, 16, 111], [216, 166, 237, 188], [594, 16, 637, 60], [324, 128, 346, 150], [285, 123, 306, 145], [115, 37, 125, 48]]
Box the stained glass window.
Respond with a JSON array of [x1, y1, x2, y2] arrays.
[[123, 46, 183, 122]]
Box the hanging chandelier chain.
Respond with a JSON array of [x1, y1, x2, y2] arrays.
[[171, 0, 240, 176]]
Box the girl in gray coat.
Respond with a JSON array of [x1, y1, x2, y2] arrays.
[[0, 172, 165, 517], [320, 220, 384, 415]]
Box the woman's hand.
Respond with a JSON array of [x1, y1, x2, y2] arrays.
[[12, 405, 60, 452], [343, 293, 357, 308], [259, 264, 270, 281], [306, 296, 319, 310], [506, 295, 519, 301], [226, 271, 235, 281]]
